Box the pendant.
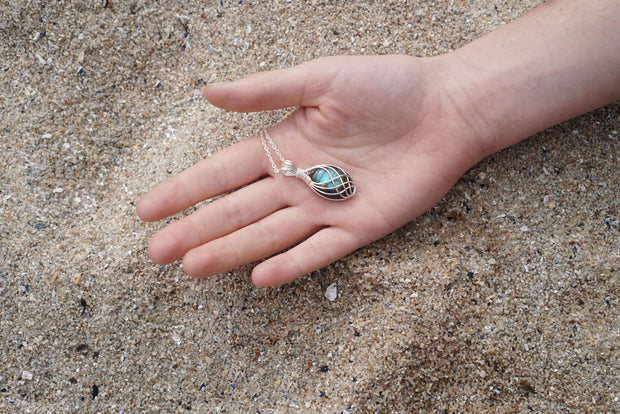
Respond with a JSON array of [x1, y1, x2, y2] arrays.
[[279, 160, 356, 201]]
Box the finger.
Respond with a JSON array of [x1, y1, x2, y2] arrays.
[[136, 138, 268, 222], [251, 227, 360, 287], [182, 207, 319, 279], [204, 58, 334, 112], [147, 177, 287, 265]]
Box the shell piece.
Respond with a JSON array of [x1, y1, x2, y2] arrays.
[[325, 283, 338, 301], [307, 164, 356, 201]]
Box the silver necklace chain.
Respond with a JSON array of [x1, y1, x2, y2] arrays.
[[259, 130, 285, 174]]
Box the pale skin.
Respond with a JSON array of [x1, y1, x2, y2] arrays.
[[136, 0, 620, 287]]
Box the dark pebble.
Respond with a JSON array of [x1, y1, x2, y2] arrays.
[[76, 344, 89, 354], [35, 222, 45, 229]]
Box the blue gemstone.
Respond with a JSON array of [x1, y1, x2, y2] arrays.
[[311, 167, 342, 188]]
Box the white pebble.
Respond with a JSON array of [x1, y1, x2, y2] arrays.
[[325, 283, 338, 301], [22, 371, 33, 380]]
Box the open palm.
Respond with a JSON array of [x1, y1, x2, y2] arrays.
[[136, 55, 484, 286]]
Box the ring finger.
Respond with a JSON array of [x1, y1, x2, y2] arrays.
[[181, 206, 321, 279]]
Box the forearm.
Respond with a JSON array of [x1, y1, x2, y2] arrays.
[[443, 0, 620, 156]]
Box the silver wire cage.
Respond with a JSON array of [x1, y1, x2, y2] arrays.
[[307, 164, 356, 201]]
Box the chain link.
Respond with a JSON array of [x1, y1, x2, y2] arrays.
[[259, 130, 285, 174]]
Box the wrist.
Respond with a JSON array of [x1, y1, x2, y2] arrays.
[[437, 52, 521, 159], [420, 54, 502, 164]]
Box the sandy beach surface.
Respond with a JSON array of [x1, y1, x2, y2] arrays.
[[1, 1, 618, 412]]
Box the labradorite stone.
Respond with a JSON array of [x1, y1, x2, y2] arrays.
[[311, 167, 342, 189]]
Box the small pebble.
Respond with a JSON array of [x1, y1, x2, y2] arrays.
[[76, 344, 89, 354], [22, 371, 33, 380]]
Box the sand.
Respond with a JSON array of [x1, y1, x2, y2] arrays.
[[1, 0, 618, 412]]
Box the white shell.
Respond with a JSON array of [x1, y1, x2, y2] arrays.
[[325, 283, 338, 301]]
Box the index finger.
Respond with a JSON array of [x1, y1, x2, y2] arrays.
[[203, 58, 334, 113], [136, 138, 269, 222]]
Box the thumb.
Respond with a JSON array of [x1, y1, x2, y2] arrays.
[[203, 58, 333, 112]]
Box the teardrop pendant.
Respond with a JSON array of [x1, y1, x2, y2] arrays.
[[280, 160, 356, 201]]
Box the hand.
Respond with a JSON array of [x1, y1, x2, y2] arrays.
[[137, 0, 619, 286], [136, 55, 489, 286]]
